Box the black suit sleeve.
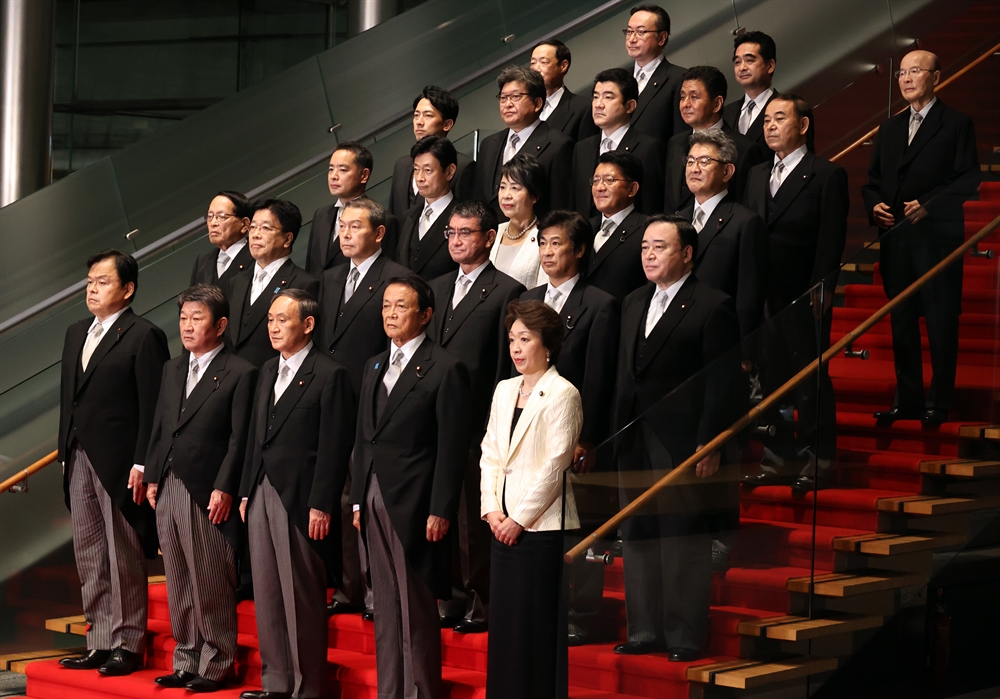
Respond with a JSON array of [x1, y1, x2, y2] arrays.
[[238, 378, 266, 500], [190, 257, 200, 287], [307, 365, 356, 514], [697, 298, 741, 446], [922, 114, 980, 218], [382, 215, 401, 262], [639, 139, 666, 215], [143, 362, 173, 483], [861, 125, 889, 227], [214, 366, 259, 496], [430, 360, 472, 519], [454, 158, 477, 202], [548, 138, 576, 211], [580, 297, 620, 446], [812, 165, 850, 290], [736, 213, 768, 342], [134, 326, 170, 466]]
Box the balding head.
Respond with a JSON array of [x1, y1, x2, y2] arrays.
[[898, 50, 940, 110]]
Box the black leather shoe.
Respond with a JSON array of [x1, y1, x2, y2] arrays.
[[452, 619, 487, 634], [439, 615, 462, 629], [239, 692, 291, 699], [235, 582, 254, 602], [98, 648, 142, 676], [361, 608, 374, 622], [154, 670, 197, 687], [613, 641, 666, 655], [327, 601, 364, 616], [59, 649, 111, 669], [668, 647, 701, 662], [186, 676, 225, 692], [741, 472, 791, 490], [922, 408, 948, 425], [874, 407, 921, 422], [712, 546, 732, 573], [791, 474, 832, 494], [567, 629, 590, 646]]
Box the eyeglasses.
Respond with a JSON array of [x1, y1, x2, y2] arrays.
[[894, 67, 934, 79], [685, 156, 725, 168], [206, 212, 239, 222], [443, 227, 482, 240], [496, 92, 530, 104], [590, 175, 633, 186], [248, 223, 283, 235], [621, 28, 661, 38]]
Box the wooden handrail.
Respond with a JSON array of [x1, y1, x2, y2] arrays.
[[565, 213, 1000, 563], [0, 450, 59, 494], [831, 41, 1000, 163]]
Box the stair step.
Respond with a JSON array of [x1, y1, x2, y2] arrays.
[[737, 613, 883, 641], [959, 424, 1000, 440], [43, 615, 86, 636], [786, 570, 927, 597], [0, 648, 85, 672], [919, 459, 1000, 477], [877, 494, 1000, 515], [687, 655, 838, 689], [831, 532, 966, 555]]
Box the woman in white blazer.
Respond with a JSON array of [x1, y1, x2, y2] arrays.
[[481, 299, 582, 699], [490, 154, 549, 289]]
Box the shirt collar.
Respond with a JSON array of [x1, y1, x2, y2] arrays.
[[509, 118, 540, 141], [656, 270, 691, 294], [350, 248, 382, 281], [544, 86, 565, 112], [220, 236, 247, 258], [635, 55, 663, 78], [547, 273, 580, 298], [774, 144, 808, 174], [88, 307, 128, 334], [423, 189, 454, 215], [744, 87, 773, 113], [389, 332, 426, 370], [602, 122, 630, 147], [190, 343, 224, 373], [254, 255, 289, 278], [694, 189, 728, 221], [911, 95, 937, 119], [278, 341, 312, 377], [458, 260, 490, 285], [694, 118, 725, 133], [602, 203, 635, 228]]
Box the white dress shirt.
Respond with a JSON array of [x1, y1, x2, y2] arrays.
[[544, 274, 580, 314], [634, 55, 663, 93], [738, 87, 773, 134], [645, 271, 691, 336], [908, 96, 937, 144], [186, 343, 224, 397], [418, 191, 454, 239], [594, 204, 635, 252], [539, 86, 565, 122], [770, 144, 808, 195], [452, 260, 490, 308], [250, 255, 290, 304], [692, 189, 728, 232], [275, 342, 312, 403], [217, 237, 247, 277], [345, 248, 382, 301], [600, 123, 630, 153], [504, 120, 541, 163]]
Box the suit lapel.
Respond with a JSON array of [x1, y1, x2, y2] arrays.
[[631, 60, 669, 122], [242, 259, 298, 342], [220, 244, 252, 286], [178, 350, 231, 428], [695, 198, 733, 262], [229, 271, 252, 344], [900, 101, 944, 167], [623, 285, 652, 373], [323, 208, 343, 268], [332, 256, 388, 343], [507, 368, 556, 459], [559, 282, 588, 338], [545, 90, 573, 132], [590, 210, 643, 273], [76, 308, 137, 395], [374, 339, 435, 434], [266, 350, 317, 443], [439, 265, 499, 347], [637, 276, 696, 374], [768, 152, 815, 224], [413, 201, 454, 273]]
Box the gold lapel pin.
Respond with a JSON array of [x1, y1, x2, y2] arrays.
[[298, 380, 305, 386]]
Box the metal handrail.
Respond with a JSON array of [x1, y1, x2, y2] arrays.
[[0, 0, 629, 336], [830, 40, 1000, 163], [0, 451, 58, 494], [565, 212, 1000, 563]]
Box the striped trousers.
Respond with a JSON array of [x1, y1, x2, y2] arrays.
[[68, 444, 147, 654], [157, 471, 237, 681]]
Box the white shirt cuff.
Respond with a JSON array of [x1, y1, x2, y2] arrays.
[[352, 504, 361, 512], [242, 497, 249, 503], [132, 464, 144, 473]]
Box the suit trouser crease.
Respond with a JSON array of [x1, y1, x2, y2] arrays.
[[365, 474, 442, 699], [158, 470, 237, 680], [248, 476, 327, 697], [68, 444, 148, 653]]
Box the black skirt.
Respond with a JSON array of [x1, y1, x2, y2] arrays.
[[486, 529, 566, 699]]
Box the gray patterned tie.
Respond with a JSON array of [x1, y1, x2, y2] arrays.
[[80, 324, 104, 371], [382, 349, 405, 395], [345, 267, 360, 303]]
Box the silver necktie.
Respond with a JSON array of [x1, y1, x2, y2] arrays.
[[636, 70, 648, 92], [345, 267, 360, 303], [600, 137, 614, 154], [216, 250, 230, 278], [382, 349, 405, 395], [503, 133, 521, 164], [80, 324, 104, 371], [185, 357, 200, 398], [452, 275, 472, 307], [418, 204, 434, 239], [769, 161, 785, 197], [739, 100, 755, 135], [644, 290, 669, 337], [693, 208, 706, 233], [593, 219, 616, 252], [908, 112, 923, 145], [545, 288, 563, 311], [250, 268, 268, 304], [273, 364, 291, 404]]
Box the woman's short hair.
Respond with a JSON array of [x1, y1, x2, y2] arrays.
[[504, 299, 565, 364], [500, 153, 547, 202]]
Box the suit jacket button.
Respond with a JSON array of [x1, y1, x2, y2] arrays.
[[173, 432, 179, 437], [168, 457, 173, 462], [72, 401, 78, 407], [330, 349, 335, 353], [268, 425, 272, 430], [448, 315, 454, 321], [263, 444, 269, 449], [339, 312, 344, 317], [371, 439, 376, 445]]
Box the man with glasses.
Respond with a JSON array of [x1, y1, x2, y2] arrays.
[[388, 86, 475, 218], [664, 66, 763, 213], [190, 191, 254, 300], [586, 151, 649, 301], [863, 49, 979, 426], [622, 4, 686, 144], [228, 199, 319, 368], [427, 201, 525, 634], [473, 65, 574, 216], [306, 142, 400, 277], [572, 68, 665, 217], [530, 39, 598, 142]]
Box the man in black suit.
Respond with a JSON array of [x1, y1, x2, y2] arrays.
[[317, 196, 410, 618], [664, 66, 764, 213], [58, 250, 169, 676], [227, 199, 319, 368], [189, 191, 254, 299], [623, 4, 686, 144], [742, 94, 848, 492], [587, 151, 649, 301], [306, 142, 399, 277], [678, 130, 767, 343], [530, 39, 598, 142], [613, 215, 740, 660], [388, 86, 476, 217], [864, 50, 980, 425], [238, 290, 355, 699], [350, 275, 472, 699], [573, 68, 665, 216], [427, 201, 525, 632], [396, 136, 460, 280], [723, 31, 815, 152], [144, 285, 257, 692], [522, 210, 620, 644], [472, 65, 574, 216]]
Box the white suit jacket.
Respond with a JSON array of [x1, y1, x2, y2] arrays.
[[490, 222, 548, 290], [480, 365, 582, 531]]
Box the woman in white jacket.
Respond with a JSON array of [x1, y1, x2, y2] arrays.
[[481, 299, 582, 699]]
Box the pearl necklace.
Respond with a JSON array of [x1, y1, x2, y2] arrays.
[[506, 217, 537, 241], [518, 381, 534, 398]]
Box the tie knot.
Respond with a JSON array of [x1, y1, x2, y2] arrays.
[[602, 137, 614, 152], [458, 275, 471, 287], [91, 324, 104, 337], [510, 133, 520, 147], [423, 205, 433, 219], [774, 161, 784, 174], [279, 363, 290, 378], [746, 101, 755, 115], [392, 349, 404, 367], [190, 356, 200, 372], [348, 267, 360, 281], [256, 268, 267, 282], [218, 251, 229, 262], [912, 112, 923, 123], [601, 219, 615, 236]]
